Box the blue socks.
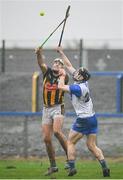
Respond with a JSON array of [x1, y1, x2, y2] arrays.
[[99, 159, 108, 169], [68, 160, 75, 169]]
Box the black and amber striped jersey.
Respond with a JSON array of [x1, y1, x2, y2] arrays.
[[42, 67, 69, 107]]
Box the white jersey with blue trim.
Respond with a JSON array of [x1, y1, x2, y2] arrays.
[[69, 81, 95, 118]]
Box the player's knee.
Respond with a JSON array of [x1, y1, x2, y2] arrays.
[[87, 142, 95, 152], [54, 130, 60, 137], [43, 136, 52, 144], [68, 139, 74, 145]]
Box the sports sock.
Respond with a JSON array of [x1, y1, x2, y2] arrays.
[[99, 159, 108, 169], [50, 160, 56, 167], [68, 160, 75, 169]]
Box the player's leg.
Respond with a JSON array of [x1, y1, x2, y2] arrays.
[[42, 107, 58, 175], [42, 124, 58, 175], [86, 115, 110, 177], [86, 134, 110, 177], [67, 129, 83, 176], [86, 134, 104, 159], [53, 114, 68, 157], [42, 124, 55, 166], [53, 114, 70, 169], [52, 105, 68, 161]]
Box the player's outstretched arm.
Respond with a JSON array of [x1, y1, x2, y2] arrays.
[[57, 46, 76, 74], [58, 69, 70, 92], [35, 47, 47, 72]]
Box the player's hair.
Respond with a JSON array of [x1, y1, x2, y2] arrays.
[[53, 58, 64, 66]]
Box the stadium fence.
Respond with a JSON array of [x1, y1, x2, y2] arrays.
[[0, 112, 123, 158]]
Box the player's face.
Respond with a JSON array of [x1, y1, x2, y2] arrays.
[[73, 70, 84, 81], [52, 61, 63, 72]]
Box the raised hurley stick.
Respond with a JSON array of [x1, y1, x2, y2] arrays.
[[58, 5, 71, 47], [39, 14, 69, 48]]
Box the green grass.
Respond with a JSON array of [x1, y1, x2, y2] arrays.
[[0, 157, 123, 179]]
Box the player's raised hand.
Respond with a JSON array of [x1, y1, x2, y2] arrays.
[[56, 46, 63, 54], [35, 47, 42, 55], [59, 68, 66, 77]]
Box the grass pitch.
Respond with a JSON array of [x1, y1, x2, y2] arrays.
[[0, 157, 123, 179]]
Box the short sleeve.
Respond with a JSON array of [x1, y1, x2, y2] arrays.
[[69, 84, 82, 97]]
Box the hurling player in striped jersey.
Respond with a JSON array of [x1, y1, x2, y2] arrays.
[[35, 47, 69, 176]]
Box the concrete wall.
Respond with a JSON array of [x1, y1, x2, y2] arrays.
[[0, 116, 123, 158]]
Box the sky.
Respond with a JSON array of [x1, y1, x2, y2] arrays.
[[0, 0, 123, 48]]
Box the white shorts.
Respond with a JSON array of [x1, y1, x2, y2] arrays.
[[42, 104, 64, 125]]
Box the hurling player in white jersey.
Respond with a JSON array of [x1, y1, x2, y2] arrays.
[[57, 46, 110, 177]]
